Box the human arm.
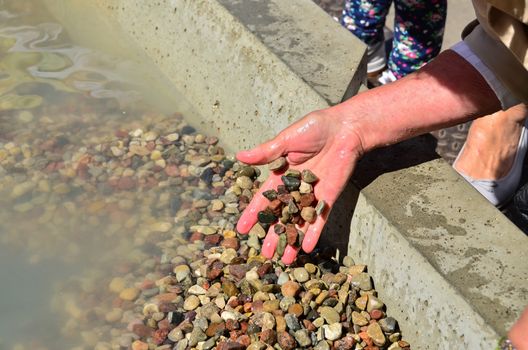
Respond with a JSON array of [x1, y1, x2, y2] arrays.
[[236, 49, 501, 264]]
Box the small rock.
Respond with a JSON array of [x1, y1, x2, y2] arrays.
[[315, 200, 327, 215], [367, 322, 386, 347], [366, 296, 384, 312], [236, 176, 253, 190], [211, 199, 224, 211], [294, 329, 312, 347], [281, 281, 301, 297], [119, 288, 139, 301], [342, 256, 355, 267], [299, 181, 313, 194], [249, 223, 267, 239], [293, 268, 309, 283], [323, 323, 342, 341], [277, 331, 297, 350], [188, 285, 207, 295], [183, 295, 201, 310], [301, 169, 318, 183], [350, 273, 373, 291], [314, 340, 330, 350], [268, 157, 287, 171], [352, 311, 368, 326], [318, 306, 340, 324], [281, 175, 301, 191], [300, 206, 316, 223], [379, 317, 398, 333]]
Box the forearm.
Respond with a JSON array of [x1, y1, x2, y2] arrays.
[[331, 50, 501, 153]]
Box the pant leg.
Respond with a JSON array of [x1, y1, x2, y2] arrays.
[[388, 0, 447, 78], [341, 0, 392, 46]]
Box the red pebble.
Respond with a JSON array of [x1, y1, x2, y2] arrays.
[[132, 323, 153, 337], [189, 231, 204, 242], [236, 335, 251, 347], [260, 329, 277, 344], [257, 262, 273, 277], [221, 237, 240, 250], [370, 309, 384, 320], [117, 176, 136, 190]]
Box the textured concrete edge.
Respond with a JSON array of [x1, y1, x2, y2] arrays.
[[349, 193, 499, 350], [216, 0, 367, 105], [356, 155, 527, 347]]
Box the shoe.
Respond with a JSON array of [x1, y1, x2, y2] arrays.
[[453, 119, 528, 207]]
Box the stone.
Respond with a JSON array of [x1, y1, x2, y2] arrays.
[[323, 323, 342, 341], [367, 322, 386, 347], [262, 189, 278, 201], [300, 207, 316, 223], [236, 176, 253, 190], [276, 234, 287, 256], [355, 295, 368, 310], [247, 232, 261, 250], [174, 264, 191, 282], [105, 308, 122, 323], [388, 343, 403, 350], [253, 312, 275, 330], [277, 331, 297, 350], [350, 273, 373, 291], [168, 328, 184, 342], [305, 263, 317, 274], [299, 181, 313, 194], [131, 340, 149, 350], [184, 295, 201, 310], [294, 329, 312, 347], [366, 296, 384, 312], [220, 249, 237, 264], [293, 268, 310, 283], [188, 285, 207, 295], [379, 317, 398, 333], [281, 281, 301, 297], [119, 288, 140, 301], [257, 210, 276, 224], [299, 193, 315, 207], [247, 341, 267, 350], [268, 157, 287, 171], [318, 306, 340, 324], [287, 199, 299, 214], [259, 329, 277, 344], [342, 256, 355, 267], [188, 327, 207, 347], [334, 335, 356, 350], [314, 340, 330, 350], [315, 200, 327, 215], [301, 169, 318, 183], [211, 199, 224, 211], [281, 175, 301, 191], [109, 277, 126, 293], [284, 169, 301, 178], [352, 311, 368, 326], [277, 272, 290, 285], [285, 224, 298, 246], [284, 314, 301, 331], [249, 223, 267, 239], [288, 304, 304, 317]]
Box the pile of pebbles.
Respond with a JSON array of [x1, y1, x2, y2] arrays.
[[1, 107, 411, 350]]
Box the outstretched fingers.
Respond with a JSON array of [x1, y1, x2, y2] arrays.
[[236, 175, 281, 233]]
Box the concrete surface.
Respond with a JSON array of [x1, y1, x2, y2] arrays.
[[44, 1, 527, 349]]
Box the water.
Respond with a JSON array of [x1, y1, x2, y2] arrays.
[[0, 1, 226, 349]]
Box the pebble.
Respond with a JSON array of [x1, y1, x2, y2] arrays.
[[277, 331, 296, 350], [281, 281, 301, 297], [300, 206, 316, 223], [109, 277, 126, 293], [119, 288, 140, 301], [323, 323, 342, 341], [301, 169, 318, 183], [367, 322, 386, 346], [236, 176, 253, 190], [379, 316, 398, 333], [105, 308, 123, 323], [314, 340, 330, 350], [315, 200, 327, 215], [350, 273, 373, 291], [318, 306, 340, 324], [174, 265, 191, 282], [268, 157, 287, 171], [294, 329, 312, 347], [352, 311, 369, 326], [281, 175, 301, 191], [183, 295, 201, 310], [342, 255, 355, 267], [299, 181, 313, 194], [293, 267, 309, 283]]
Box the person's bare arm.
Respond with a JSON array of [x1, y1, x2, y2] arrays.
[[237, 50, 501, 264]]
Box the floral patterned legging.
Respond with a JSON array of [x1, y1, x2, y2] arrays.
[[341, 0, 447, 78]]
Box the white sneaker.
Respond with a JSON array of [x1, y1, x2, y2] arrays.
[[377, 70, 397, 85]]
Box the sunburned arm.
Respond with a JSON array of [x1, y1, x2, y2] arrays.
[[336, 49, 501, 153]]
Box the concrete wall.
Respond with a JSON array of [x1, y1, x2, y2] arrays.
[[44, 0, 527, 349]]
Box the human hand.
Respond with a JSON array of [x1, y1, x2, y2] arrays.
[[509, 306, 528, 349], [236, 108, 364, 264]]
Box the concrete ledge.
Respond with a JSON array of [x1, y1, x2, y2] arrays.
[[44, 1, 527, 349], [79, 0, 366, 153]]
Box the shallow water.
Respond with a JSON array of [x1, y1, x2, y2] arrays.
[[0, 1, 211, 348]]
